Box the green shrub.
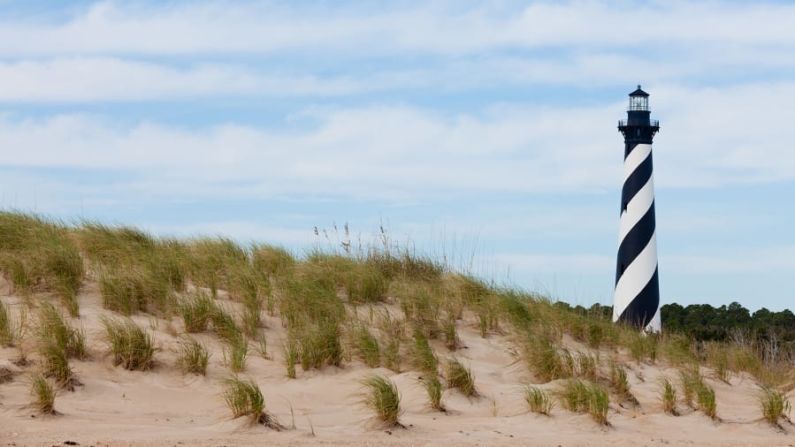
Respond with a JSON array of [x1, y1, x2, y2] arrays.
[[102, 317, 156, 370], [524, 386, 553, 415], [361, 375, 402, 426]]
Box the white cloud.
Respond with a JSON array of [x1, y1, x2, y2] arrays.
[[1, 82, 795, 200], [0, 58, 376, 101], [0, 2, 793, 56]]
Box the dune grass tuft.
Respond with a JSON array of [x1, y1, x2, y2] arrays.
[[759, 387, 791, 426], [609, 362, 634, 401], [524, 385, 554, 415], [223, 377, 282, 429], [626, 331, 659, 364], [354, 325, 381, 368], [39, 342, 74, 385], [679, 367, 701, 408], [524, 332, 570, 382], [558, 379, 610, 425], [660, 377, 678, 415], [0, 301, 15, 346], [36, 303, 86, 359], [226, 337, 248, 373], [179, 291, 214, 333], [294, 321, 344, 371], [361, 375, 402, 426], [575, 352, 597, 380], [177, 337, 210, 375], [284, 340, 299, 379], [99, 268, 172, 316], [696, 381, 717, 420], [422, 374, 445, 411], [410, 332, 438, 374], [30, 373, 56, 414], [679, 366, 717, 419], [102, 317, 156, 370], [445, 358, 477, 397]]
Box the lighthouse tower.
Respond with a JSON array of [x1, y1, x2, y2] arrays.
[[613, 86, 661, 332]]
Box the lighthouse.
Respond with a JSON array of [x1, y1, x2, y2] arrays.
[[613, 85, 661, 332]]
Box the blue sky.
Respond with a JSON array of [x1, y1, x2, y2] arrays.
[[1, 1, 794, 311]]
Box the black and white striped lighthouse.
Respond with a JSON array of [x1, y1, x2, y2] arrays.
[[613, 85, 661, 332]]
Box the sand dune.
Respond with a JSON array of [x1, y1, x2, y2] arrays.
[[1, 277, 793, 447]]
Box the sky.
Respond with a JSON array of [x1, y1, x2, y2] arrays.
[[0, 0, 794, 311]]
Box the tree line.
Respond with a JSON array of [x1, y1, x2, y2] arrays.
[[563, 301, 795, 343]]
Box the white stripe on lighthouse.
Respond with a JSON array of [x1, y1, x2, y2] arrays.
[[618, 176, 654, 241], [613, 233, 658, 320], [623, 144, 651, 180]]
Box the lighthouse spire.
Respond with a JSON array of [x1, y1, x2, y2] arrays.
[[613, 85, 661, 332]]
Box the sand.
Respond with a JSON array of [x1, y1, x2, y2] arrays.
[[1, 279, 793, 447]]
